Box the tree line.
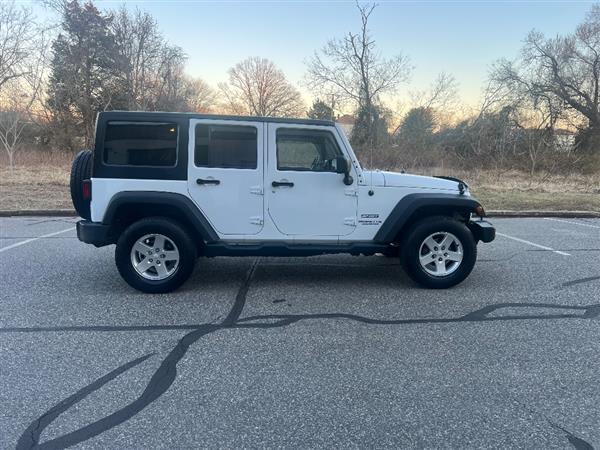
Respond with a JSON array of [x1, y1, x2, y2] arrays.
[[0, 0, 598, 175]]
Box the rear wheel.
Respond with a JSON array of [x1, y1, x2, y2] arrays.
[[400, 216, 476, 289], [115, 217, 197, 293], [70, 150, 93, 220]]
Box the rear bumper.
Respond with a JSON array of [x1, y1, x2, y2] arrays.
[[76, 220, 112, 247], [468, 219, 496, 243]]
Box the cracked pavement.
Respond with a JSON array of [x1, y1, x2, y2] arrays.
[[1, 217, 599, 449]]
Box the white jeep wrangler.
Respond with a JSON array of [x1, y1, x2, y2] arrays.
[[71, 111, 495, 293]]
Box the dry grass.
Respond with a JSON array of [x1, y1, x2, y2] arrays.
[[416, 168, 600, 212], [0, 149, 74, 169], [1, 150, 599, 212], [0, 151, 72, 210], [474, 190, 599, 211]]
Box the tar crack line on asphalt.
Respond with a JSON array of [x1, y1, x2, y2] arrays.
[[513, 400, 595, 450], [15, 258, 260, 450], [12, 280, 598, 448], [560, 275, 600, 288], [17, 354, 155, 450]]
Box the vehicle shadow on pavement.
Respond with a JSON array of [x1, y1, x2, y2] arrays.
[[8, 259, 599, 450]]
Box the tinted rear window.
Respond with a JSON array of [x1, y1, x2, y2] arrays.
[[103, 122, 178, 166]]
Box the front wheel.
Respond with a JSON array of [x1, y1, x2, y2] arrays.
[[115, 217, 197, 293], [400, 216, 476, 289]]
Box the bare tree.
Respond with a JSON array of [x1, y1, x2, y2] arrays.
[[0, 1, 47, 169], [0, 58, 47, 169], [394, 72, 459, 135], [515, 95, 560, 178], [305, 2, 411, 112], [410, 72, 459, 111], [475, 78, 509, 121], [0, 99, 27, 168], [151, 44, 187, 110], [493, 5, 600, 132], [112, 7, 163, 110], [152, 74, 215, 113], [0, 1, 38, 91], [112, 6, 202, 113], [184, 77, 216, 113], [219, 57, 304, 117]]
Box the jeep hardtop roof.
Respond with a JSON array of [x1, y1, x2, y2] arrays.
[[98, 111, 336, 127]]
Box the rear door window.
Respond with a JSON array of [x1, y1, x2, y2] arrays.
[[103, 122, 178, 167], [194, 124, 258, 169]]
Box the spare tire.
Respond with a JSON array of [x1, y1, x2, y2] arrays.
[[70, 150, 93, 220]]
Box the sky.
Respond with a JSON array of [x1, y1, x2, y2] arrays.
[[33, 0, 594, 110]]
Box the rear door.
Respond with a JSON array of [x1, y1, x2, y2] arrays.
[[188, 119, 264, 235]]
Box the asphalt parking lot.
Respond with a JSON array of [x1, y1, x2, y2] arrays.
[[1, 216, 599, 449]]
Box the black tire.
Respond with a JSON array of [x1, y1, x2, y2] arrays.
[[70, 150, 93, 220], [381, 246, 400, 257], [400, 216, 476, 289], [115, 217, 197, 293]]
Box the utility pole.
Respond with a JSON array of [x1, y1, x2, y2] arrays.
[[330, 94, 336, 121]]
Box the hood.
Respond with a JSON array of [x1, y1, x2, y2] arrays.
[[381, 171, 466, 192]]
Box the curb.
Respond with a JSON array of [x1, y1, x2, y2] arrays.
[[0, 209, 78, 217], [0, 209, 598, 218], [486, 210, 600, 218]]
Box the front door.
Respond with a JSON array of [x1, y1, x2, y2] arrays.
[[188, 119, 264, 235], [266, 124, 357, 237]]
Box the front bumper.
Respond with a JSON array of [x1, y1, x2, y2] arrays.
[[468, 219, 496, 243], [76, 220, 112, 247]]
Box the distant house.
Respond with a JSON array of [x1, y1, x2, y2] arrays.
[[336, 114, 355, 136]]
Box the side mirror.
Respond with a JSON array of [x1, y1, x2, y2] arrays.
[[334, 156, 354, 185]]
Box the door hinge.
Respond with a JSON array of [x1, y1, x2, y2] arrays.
[[250, 185, 263, 195], [344, 189, 358, 197], [344, 217, 357, 226], [250, 216, 264, 225]]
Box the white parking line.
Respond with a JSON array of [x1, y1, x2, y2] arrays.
[[496, 232, 571, 256], [543, 218, 600, 229], [0, 227, 76, 253]]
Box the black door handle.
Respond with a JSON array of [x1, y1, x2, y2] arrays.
[[197, 178, 220, 185], [272, 180, 294, 187]]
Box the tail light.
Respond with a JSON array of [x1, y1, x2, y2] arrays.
[[82, 179, 91, 201]]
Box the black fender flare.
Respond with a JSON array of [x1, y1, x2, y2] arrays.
[[102, 191, 219, 243], [374, 193, 481, 244]]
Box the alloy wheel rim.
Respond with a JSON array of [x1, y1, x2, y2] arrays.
[[418, 231, 463, 277], [130, 233, 180, 281]]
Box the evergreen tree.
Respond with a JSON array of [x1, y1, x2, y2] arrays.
[[47, 0, 123, 149], [307, 99, 334, 121], [351, 103, 389, 150], [397, 107, 436, 148]]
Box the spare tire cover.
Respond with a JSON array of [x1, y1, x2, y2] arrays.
[[70, 150, 93, 220]]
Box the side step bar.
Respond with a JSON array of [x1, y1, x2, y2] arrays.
[[202, 242, 391, 257]]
